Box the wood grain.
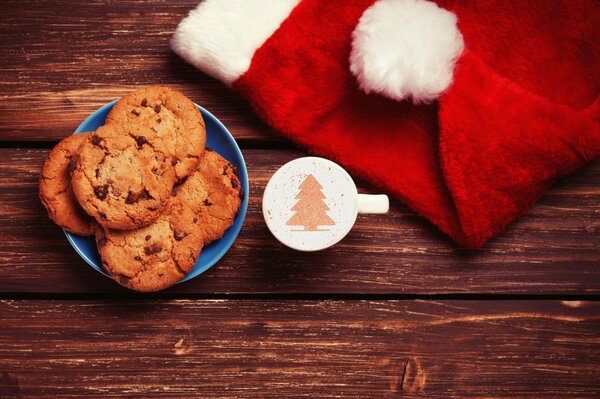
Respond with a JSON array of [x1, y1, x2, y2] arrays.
[[1, 148, 598, 295], [1, 300, 598, 398], [0, 1, 281, 142], [2, 1, 599, 395]]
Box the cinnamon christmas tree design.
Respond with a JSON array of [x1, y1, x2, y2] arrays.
[[287, 174, 335, 231]]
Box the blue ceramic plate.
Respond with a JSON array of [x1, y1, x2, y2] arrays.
[[65, 100, 249, 283]]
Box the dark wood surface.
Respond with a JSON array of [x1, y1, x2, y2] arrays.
[[0, 0, 277, 143], [0, 148, 599, 295], [0, 1, 598, 397], [1, 300, 599, 398]]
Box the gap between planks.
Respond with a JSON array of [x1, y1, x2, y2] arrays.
[[1, 293, 600, 301], [0, 139, 296, 151]]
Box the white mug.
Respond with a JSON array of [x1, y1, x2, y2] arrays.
[[262, 157, 389, 251]]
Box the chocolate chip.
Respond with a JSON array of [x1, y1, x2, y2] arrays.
[[94, 169, 100, 179], [91, 134, 103, 147], [171, 158, 178, 166], [125, 193, 135, 204], [125, 193, 136, 204], [134, 256, 142, 261], [119, 275, 130, 284], [97, 235, 107, 248], [151, 167, 158, 175], [141, 98, 148, 107], [170, 173, 186, 198], [205, 147, 214, 152], [94, 185, 109, 200], [193, 218, 198, 223], [147, 205, 159, 211], [156, 118, 161, 124], [68, 158, 77, 173], [174, 231, 186, 241], [153, 104, 161, 113], [228, 163, 239, 175], [144, 243, 162, 255], [140, 189, 152, 200], [239, 189, 245, 200], [135, 136, 148, 149], [131, 109, 140, 116], [231, 178, 238, 189], [98, 211, 107, 220], [222, 165, 228, 176], [125, 188, 153, 204], [203, 198, 213, 206], [145, 235, 151, 241]]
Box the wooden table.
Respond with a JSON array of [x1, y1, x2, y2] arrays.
[[1, 2, 599, 397]]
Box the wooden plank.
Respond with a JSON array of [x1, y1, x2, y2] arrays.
[[0, 1, 281, 142], [0, 300, 598, 398], [0, 148, 598, 294]]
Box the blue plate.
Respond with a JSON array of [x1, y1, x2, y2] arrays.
[[65, 100, 249, 283]]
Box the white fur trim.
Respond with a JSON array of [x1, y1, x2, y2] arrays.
[[171, 0, 300, 86], [349, 0, 464, 103]]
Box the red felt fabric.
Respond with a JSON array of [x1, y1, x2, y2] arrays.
[[233, 0, 600, 247]]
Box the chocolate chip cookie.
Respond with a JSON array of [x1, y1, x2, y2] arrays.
[[39, 133, 97, 236], [191, 148, 243, 244], [106, 86, 206, 180], [97, 149, 243, 292], [70, 123, 176, 230]]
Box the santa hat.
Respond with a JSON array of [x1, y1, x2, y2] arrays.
[[171, 0, 600, 248]]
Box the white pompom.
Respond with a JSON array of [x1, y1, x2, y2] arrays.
[[349, 0, 464, 103]]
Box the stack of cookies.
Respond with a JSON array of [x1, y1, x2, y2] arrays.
[[39, 86, 243, 292]]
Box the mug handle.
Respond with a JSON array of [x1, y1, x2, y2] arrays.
[[357, 194, 389, 214]]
